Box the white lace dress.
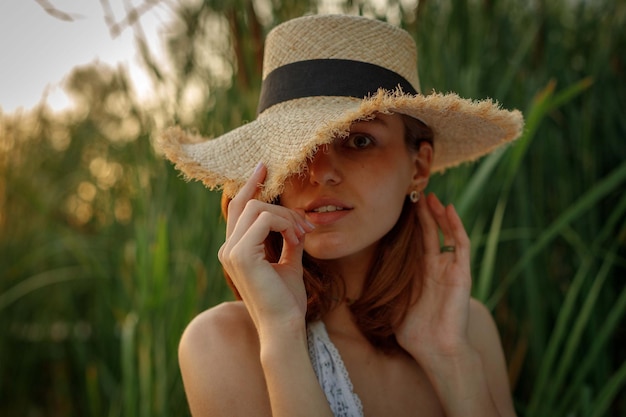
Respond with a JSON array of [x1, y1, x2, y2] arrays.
[[307, 321, 364, 417]]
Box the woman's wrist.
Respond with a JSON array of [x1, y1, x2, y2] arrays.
[[257, 313, 307, 350], [259, 319, 308, 363]]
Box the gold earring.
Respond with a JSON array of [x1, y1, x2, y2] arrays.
[[409, 190, 419, 203]]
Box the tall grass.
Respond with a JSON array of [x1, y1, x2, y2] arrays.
[[416, 1, 626, 414], [1, 0, 624, 416]]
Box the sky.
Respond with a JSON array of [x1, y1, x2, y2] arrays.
[[0, 0, 413, 115], [0, 0, 170, 114]]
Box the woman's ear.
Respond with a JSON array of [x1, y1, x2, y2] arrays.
[[410, 141, 433, 192]]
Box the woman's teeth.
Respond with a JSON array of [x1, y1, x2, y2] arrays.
[[312, 205, 345, 213]]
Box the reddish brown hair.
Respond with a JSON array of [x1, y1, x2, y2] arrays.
[[221, 114, 433, 352]]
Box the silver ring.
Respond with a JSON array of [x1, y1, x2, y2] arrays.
[[440, 245, 456, 253]]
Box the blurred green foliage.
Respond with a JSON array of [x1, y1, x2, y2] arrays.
[[0, 0, 624, 416]]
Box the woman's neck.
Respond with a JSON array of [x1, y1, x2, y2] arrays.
[[326, 244, 376, 301], [321, 247, 376, 342]]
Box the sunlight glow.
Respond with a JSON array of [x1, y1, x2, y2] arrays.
[[0, 1, 169, 113]]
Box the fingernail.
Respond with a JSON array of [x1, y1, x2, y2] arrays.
[[304, 220, 316, 230], [253, 161, 263, 174]]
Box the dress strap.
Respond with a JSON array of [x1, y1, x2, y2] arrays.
[[307, 321, 364, 417]]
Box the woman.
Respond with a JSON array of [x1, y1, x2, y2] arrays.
[[159, 14, 523, 417]]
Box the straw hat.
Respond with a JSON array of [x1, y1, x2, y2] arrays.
[[158, 14, 524, 202]]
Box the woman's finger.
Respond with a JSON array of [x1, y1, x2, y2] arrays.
[[226, 200, 310, 250], [239, 211, 302, 252], [445, 203, 470, 265], [418, 192, 444, 255], [226, 162, 266, 238], [426, 193, 456, 249], [220, 210, 303, 276]]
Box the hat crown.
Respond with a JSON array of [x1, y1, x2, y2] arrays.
[[262, 14, 420, 93]]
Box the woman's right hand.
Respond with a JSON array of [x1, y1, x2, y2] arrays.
[[218, 163, 315, 336]]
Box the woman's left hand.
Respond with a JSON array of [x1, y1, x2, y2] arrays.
[[395, 192, 473, 361], [395, 193, 515, 417]]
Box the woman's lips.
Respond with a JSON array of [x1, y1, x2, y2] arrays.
[[305, 203, 352, 225]]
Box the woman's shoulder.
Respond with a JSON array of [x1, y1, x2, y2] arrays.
[[467, 297, 502, 350], [467, 298, 516, 414], [183, 300, 253, 333], [179, 301, 257, 357], [178, 301, 270, 416]]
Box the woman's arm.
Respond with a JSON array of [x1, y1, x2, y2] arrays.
[[259, 317, 335, 417], [403, 298, 515, 417], [396, 193, 516, 417], [179, 164, 333, 417], [179, 302, 334, 417], [178, 302, 271, 416]]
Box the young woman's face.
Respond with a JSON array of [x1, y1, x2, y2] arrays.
[[280, 113, 430, 262]]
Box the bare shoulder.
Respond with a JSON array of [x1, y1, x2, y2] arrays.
[[467, 297, 506, 363], [467, 298, 517, 417], [179, 301, 256, 352], [467, 298, 500, 343], [178, 301, 270, 417]]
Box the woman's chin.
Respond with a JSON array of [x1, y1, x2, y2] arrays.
[[303, 239, 375, 263], [304, 248, 341, 261], [303, 241, 346, 261]]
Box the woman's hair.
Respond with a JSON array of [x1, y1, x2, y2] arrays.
[[220, 114, 434, 353]]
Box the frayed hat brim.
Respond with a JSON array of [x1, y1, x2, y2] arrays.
[[158, 89, 523, 202]]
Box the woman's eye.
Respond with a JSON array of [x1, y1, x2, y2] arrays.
[[346, 133, 374, 149]]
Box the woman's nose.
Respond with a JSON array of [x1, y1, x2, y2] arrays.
[[308, 144, 342, 186]]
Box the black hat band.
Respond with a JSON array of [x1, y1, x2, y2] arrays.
[[257, 59, 418, 115]]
